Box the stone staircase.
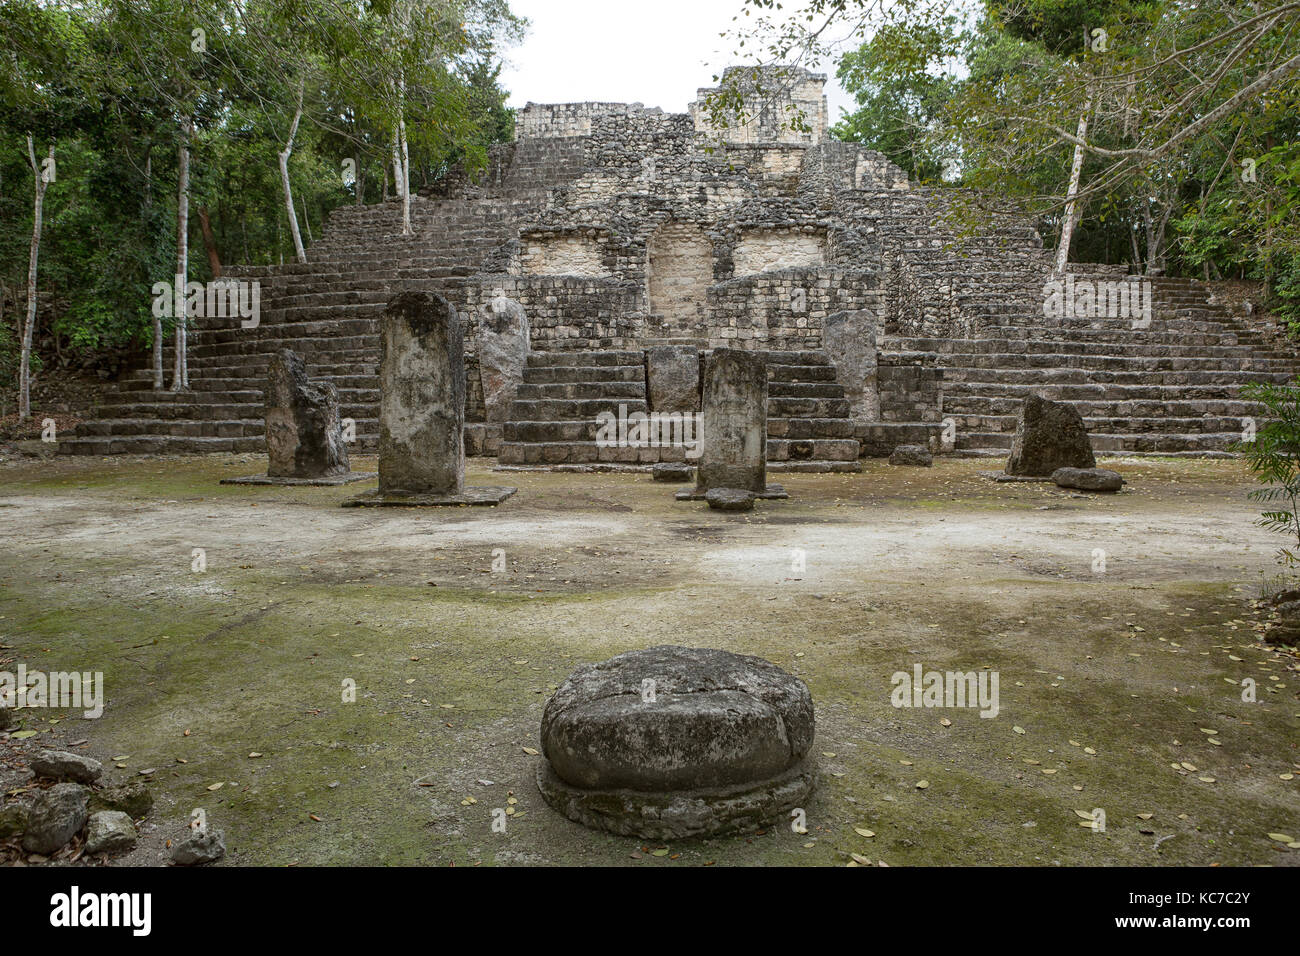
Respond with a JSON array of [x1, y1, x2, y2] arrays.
[[55, 132, 596, 457], [56, 123, 1300, 463], [497, 349, 861, 471], [887, 276, 1300, 456], [56, 194, 535, 456]]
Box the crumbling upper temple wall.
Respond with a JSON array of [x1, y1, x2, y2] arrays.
[[689, 66, 829, 145], [399, 66, 1051, 357]]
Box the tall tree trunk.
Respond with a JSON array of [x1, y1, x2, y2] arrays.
[[19, 137, 52, 422], [1142, 204, 1155, 276], [173, 116, 192, 392], [390, 131, 404, 206], [398, 73, 412, 236], [1148, 193, 1174, 276], [197, 206, 222, 277], [1054, 96, 1092, 274], [354, 150, 364, 206], [299, 195, 313, 244], [279, 81, 306, 263], [146, 150, 163, 389]]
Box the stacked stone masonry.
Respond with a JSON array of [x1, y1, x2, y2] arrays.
[[60, 67, 1300, 461]]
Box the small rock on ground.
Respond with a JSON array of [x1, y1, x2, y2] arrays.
[[21, 783, 88, 854], [31, 749, 103, 784], [0, 804, 27, 838], [1051, 466, 1124, 492], [171, 828, 226, 865], [90, 781, 153, 819], [652, 462, 694, 483], [84, 810, 137, 854], [705, 488, 755, 511]]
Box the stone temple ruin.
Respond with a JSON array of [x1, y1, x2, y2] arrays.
[[59, 66, 1300, 463]]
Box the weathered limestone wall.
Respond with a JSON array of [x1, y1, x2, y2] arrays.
[[732, 228, 827, 274], [690, 66, 828, 145], [708, 269, 878, 350], [521, 233, 611, 277], [647, 222, 715, 331], [465, 277, 643, 349], [877, 358, 943, 422], [837, 189, 1052, 339], [517, 102, 660, 139]]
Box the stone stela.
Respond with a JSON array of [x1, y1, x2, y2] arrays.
[[344, 291, 516, 507], [221, 348, 374, 487], [678, 348, 786, 505]]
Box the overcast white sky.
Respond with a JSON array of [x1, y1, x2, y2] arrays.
[[498, 0, 857, 122]]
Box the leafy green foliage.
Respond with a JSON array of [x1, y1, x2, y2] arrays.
[[830, 15, 963, 182], [1239, 380, 1300, 565], [828, 0, 1300, 300], [0, 0, 521, 379]]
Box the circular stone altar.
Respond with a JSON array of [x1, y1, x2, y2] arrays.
[[536, 645, 816, 839]]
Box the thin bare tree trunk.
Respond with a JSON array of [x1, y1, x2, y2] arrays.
[[19, 137, 52, 422], [146, 150, 163, 389], [197, 206, 222, 277], [390, 131, 404, 206], [398, 73, 411, 236], [279, 81, 306, 263], [173, 116, 192, 391], [354, 150, 363, 205], [1054, 97, 1092, 274], [1142, 204, 1155, 275], [299, 195, 313, 244], [1149, 195, 1174, 275]]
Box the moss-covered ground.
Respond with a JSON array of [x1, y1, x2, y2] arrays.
[[0, 453, 1295, 866]]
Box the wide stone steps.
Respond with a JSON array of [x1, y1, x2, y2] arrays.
[[896, 339, 1273, 361], [941, 384, 1269, 409], [496, 348, 862, 471], [524, 364, 644, 384], [940, 368, 1297, 388], [507, 398, 649, 419], [957, 430, 1246, 454], [952, 413, 1252, 434], [515, 381, 646, 401], [892, 334, 1267, 356], [931, 352, 1297, 372], [57, 435, 266, 456], [496, 438, 861, 467], [73, 417, 265, 438]]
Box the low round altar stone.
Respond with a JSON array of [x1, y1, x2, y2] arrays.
[[536, 645, 816, 839]]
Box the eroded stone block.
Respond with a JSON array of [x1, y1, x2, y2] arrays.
[[823, 309, 879, 421], [265, 349, 350, 479], [695, 348, 767, 495], [1005, 394, 1096, 477], [536, 646, 816, 839], [378, 291, 466, 497], [477, 297, 530, 423], [646, 345, 700, 413]]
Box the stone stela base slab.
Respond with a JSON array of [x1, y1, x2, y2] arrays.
[[675, 484, 788, 501], [981, 472, 1053, 483], [221, 472, 376, 487], [340, 486, 517, 508], [536, 758, 815, 841]]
